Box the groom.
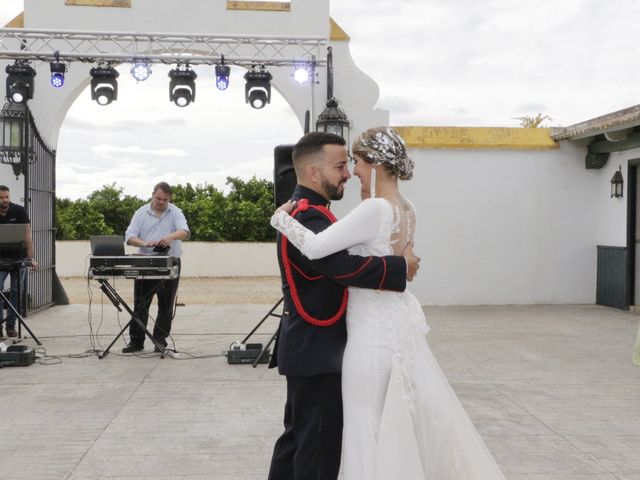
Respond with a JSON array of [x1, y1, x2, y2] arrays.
[[268, 132, 419, 480]]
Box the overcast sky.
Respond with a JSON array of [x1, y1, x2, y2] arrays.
[[1, 0, 639, 199]]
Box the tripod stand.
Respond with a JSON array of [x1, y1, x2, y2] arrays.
[[0, 260, 41, 345], [0, 289, 41, 345], [238, 297, 282, 367], [96, 278, 169, 359]]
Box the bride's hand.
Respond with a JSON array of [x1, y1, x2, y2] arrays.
[[275, 200, 297, 215]]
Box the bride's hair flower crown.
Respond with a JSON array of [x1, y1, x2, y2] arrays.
[[352, 127, 414, 180]]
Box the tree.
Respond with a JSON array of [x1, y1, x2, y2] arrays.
[[172, 183, 228, 241], [221, 177, 275, 241], [56, 199, 112, 240], [514, 113, 553, 128], [86, 183, 145, 236], [55, 178, 277, 241]]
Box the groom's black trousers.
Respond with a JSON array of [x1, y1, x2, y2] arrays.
[[268, 373, 343, 480]]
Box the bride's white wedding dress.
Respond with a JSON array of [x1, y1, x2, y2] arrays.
[[271, 197, 505, 480]]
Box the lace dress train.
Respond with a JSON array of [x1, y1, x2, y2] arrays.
[[342, 288, 505, 479]]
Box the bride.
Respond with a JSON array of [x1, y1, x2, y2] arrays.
[[271, 127, 506, 479]]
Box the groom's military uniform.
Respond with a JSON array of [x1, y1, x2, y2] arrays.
[[268, 185, 407, 480]]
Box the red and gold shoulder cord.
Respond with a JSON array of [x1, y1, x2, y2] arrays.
[[280, 198, 349, 327]]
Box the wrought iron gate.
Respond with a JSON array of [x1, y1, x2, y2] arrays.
[[24, 107, 55, 314]]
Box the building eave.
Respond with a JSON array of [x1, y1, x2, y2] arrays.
[[551, 104, 640, 141]]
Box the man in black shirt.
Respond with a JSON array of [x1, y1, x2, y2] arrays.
[[0, 185, 37, 337]]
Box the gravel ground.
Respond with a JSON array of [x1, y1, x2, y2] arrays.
[[60, 276, 282, 305]]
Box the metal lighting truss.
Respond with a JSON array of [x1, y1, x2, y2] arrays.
[[0, 28, 326, 67]]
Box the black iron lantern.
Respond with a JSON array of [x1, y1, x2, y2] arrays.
[[0, 102, 26, 178], [610, 166, 624, 198], [315, 46, 350, 143], [316, 97, 350, 143]]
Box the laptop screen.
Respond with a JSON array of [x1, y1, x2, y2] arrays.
[[90, 235, 125, 256], [0, 224, 28, 259]]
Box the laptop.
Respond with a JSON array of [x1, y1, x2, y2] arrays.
[[0, 224, 28, 259], [90, 235, 125, 256]]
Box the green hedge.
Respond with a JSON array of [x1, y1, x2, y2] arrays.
[[56, 177, 276, 242]]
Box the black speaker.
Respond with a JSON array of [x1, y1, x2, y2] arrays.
[[274, 144, 296, 208]]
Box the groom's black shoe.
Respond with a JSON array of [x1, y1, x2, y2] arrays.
[[122, 343, 144, 353]]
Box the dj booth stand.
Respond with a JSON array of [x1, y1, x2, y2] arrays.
[[96, 277, 169, 359], [88, 254, 180, 359]]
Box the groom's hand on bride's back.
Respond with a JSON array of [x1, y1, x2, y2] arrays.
[[402, 242, 420, 281]]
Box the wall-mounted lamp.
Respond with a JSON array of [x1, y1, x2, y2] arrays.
[[610, 165, 623, 198]]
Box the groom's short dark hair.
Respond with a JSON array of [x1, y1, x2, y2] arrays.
[[293, 132, 346, 164]]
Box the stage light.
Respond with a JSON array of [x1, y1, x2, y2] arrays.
[[215, 64, 230, 91], [5, 62, 36, 104], [244, 67, 272, 109], [90, 65, 119, 106], [293, 64, 310, 84], [50, 61, 66, 88], [169, 66, 197, 107], [131, 62, 151, 82]]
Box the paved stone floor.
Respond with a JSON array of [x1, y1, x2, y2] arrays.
[[1, 300, 639, 480]]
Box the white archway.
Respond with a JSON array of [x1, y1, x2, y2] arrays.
[[0, 0, 391, 311], [55, 62, 304, 199], [1, 0, 388, 151]]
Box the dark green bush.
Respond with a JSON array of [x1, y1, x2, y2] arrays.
[[56, 178, 276, 242]]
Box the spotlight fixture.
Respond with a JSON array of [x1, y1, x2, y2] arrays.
[[244, 67, 272, 110], [90, 65, 119, 106], [169, 66, 197, 107], [131, 61, 152, 82], [293, 64, 310, 84], [215, 63, 230, 91], [50, 61, 66, 88], [5, 61, 36, 104]]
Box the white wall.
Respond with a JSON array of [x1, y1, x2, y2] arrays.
[[26, 0, 328, 38], [52, 141, 621, 305], [56, 241, 279, 277], [335, 142, 602, 305], [596, 148, 639, 247]]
